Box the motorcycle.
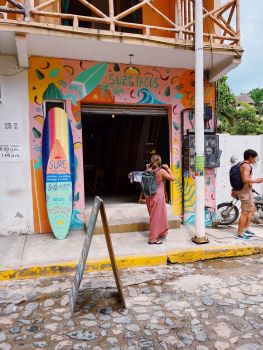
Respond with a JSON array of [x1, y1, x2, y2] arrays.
[[216, 189, 263, 225]]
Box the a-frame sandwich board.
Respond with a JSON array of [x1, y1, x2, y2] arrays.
[[69, 196, 126, 315]]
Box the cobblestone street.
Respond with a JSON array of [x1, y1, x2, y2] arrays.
[[1, 255, 263, 350]]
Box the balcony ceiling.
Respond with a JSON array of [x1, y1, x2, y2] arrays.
[[0, 27, 243, 82]]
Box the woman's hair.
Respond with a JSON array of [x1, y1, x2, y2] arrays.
[[150, 154, 162, 168]]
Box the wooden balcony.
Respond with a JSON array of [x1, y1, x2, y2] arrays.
[[0, 0, 240, 46], [0, 1, 242, 80]]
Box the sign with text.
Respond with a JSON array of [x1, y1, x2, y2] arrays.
[[0, 144, 22, 162]]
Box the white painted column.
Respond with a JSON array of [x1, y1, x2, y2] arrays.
[[192, 0, 209, 244]]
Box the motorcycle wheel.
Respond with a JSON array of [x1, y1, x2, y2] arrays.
[[217, 202, 239, 225]]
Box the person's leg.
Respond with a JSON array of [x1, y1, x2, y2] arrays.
[[237, 211, 249, 236], [244, 191, 256, 235], [244, 211, 254, 231]]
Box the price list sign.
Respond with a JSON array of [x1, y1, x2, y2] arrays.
[[0, 144, 22, 162]]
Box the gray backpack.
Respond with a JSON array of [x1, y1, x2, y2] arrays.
[[141, 169, 160, 196]]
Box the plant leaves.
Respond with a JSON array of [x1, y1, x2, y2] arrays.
[[32, 127, 41, 139], [69, 63, 108, 101]]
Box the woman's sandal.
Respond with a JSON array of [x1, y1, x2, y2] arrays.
[[148, 240, 163, 245]]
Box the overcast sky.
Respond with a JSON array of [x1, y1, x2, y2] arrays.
[[227, 1, 262, 95]]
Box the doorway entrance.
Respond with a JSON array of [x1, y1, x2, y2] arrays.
[[81, 105, 170, 203]]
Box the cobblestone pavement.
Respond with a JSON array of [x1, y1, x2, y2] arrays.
[[1, 255, 263, 350]]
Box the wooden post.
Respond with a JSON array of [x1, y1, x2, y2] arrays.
[[24, 0, 31, 21], [109, 0, 115, 32], [236, 0, 240, 45], [145, 26, 150, 36], [187, 0, 191, 40], [100, 201, 126, 309], [73, 15, 78, 29], [177, 0, 183, 39]]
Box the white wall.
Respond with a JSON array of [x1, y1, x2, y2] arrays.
[[0, 55, 34, 235], [216, 134, 263, 205]]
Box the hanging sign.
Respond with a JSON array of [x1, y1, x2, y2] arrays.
[[194, 155, 205, 176], [0, 144, 22, 162]]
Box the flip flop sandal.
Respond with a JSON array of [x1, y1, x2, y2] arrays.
[[148, 240, 163, 245]]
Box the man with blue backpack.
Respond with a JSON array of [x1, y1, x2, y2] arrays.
[[230, 149, 263, 240]]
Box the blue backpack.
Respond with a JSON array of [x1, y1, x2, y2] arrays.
[[229, 162, 244, 190]]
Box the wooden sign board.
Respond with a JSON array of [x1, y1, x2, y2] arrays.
[[69, 196, 126, 315]]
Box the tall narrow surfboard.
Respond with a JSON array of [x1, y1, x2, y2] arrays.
[[42, 107, 74, 239], [46, 140, 73, 239]]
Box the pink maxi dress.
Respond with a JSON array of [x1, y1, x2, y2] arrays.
[[146, 170, 168, 242]]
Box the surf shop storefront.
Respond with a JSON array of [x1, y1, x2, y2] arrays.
[[29, 56, 217, 236], [81, 104, 170, 202]]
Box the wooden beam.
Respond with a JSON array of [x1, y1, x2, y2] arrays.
[[115, 19, 178, 33], [204, 8, 236, 38], [0, 6, 24, 14], [78, 0, 108, 19], [217, 0, 236, 17], [34, 0, 59, 12], [184, 0, 236, 30], [219, 4, 236, 44], [7, 0, 25, 10], [15, 32, 28, 68], [147, 2, 177, 28], [114, 0, 146, 21], [30, 10, 110, 24]]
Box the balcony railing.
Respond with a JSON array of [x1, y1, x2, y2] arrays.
[[0, 0, 240, 46]]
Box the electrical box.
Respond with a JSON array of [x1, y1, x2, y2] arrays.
[[183, 134, 220, 169]]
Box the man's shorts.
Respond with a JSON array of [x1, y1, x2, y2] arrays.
[[237, 186, 256, 212]]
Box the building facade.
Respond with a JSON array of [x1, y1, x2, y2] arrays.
[[0, 0, 242, 236]]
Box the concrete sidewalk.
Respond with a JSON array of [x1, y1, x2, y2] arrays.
[[0, 224, 263, 280]]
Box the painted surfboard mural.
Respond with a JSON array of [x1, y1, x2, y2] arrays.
[[45, 140, 73, 239], [42, 107, 75, 239]]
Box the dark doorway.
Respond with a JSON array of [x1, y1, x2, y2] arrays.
[[82, 106, 170, 202]]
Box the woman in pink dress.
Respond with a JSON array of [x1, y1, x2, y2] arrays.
[[146, 154, 175, 244]]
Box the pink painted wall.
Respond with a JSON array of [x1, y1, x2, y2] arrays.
[[29, 57, 216, 233]]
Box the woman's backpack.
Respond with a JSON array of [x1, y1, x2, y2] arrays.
[[141, 169, 160, 196]]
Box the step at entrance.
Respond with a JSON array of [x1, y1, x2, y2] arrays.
[[85, 203, 180, 234]]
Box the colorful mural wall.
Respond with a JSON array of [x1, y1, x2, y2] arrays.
[[29, 56, 216, 234]]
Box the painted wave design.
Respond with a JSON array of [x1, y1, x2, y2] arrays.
[[137, 88, 165, 105], [70, 209, 84, 230]]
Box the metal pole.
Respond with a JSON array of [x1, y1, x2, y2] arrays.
[[192, 0, 209, 244]]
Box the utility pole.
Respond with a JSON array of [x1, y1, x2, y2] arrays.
[[192, 0, 209, 244]]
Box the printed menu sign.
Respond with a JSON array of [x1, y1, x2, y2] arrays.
[[0, 144, 22, 162]]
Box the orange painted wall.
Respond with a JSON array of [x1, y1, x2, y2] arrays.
[[142, 0, 215, 40], [142, 0, 175, 38], [204, 0, 215, 40]]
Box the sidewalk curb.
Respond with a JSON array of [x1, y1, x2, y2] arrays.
[[0, 244, 263, 281], [167, 244, 263, 263]]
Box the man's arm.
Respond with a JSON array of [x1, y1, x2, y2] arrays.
[[240, 163, 263, 185]]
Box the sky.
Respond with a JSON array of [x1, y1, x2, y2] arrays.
[[227, 1, 263, 95]]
